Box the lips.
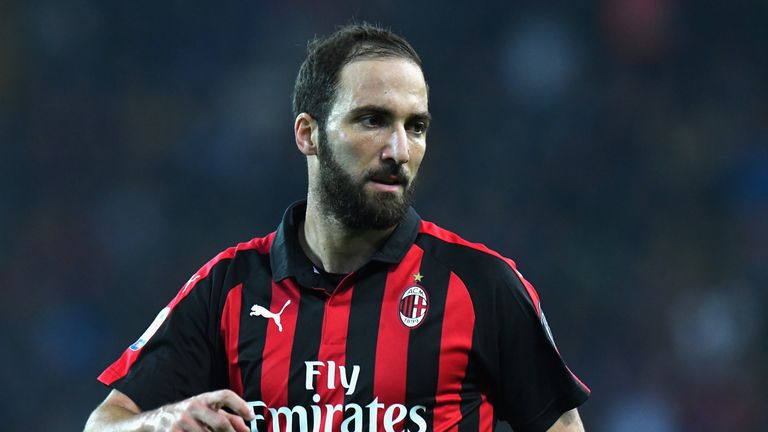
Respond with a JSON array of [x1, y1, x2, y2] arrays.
[[367, 174, 408, 194], [369, 175, 405, 186]]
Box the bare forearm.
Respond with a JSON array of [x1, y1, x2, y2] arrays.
[[84, 403, 152, 432], [85, 401, 216, 432], [84, 389, 253, 432]]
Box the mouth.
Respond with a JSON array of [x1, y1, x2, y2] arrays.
[[367, 175, 407, 192]]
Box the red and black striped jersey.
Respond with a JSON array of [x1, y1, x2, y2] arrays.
[[99, 201, 589, 432]]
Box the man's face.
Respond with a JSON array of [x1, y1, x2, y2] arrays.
[[314, 58, 430, 230]]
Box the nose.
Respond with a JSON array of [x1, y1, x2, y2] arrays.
[[381, 124, 410, 164]]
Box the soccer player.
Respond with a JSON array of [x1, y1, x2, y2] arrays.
[[85, 23, 589, 432]]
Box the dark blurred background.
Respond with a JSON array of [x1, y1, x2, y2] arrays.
[[2, 0, 767, 430]]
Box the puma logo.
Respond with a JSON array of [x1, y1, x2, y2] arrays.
[[250, 300, 291, 332]]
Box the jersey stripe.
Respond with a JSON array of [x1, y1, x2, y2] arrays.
[[405, 246, 450, 430], [238, 260, 272, 408], [478, 395, 494, 432], [286, 286, 325, 410], [433, 273, 475, 431], [315, 280, 355, 430], [374, 245, 424, 428], [260, 278, 301, 428], [344, 268, 388, 427], [221, 283, 244, 396], [97, 234, 274, 386]]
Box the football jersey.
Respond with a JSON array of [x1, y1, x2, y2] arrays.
[[99, 200, 589, 431]]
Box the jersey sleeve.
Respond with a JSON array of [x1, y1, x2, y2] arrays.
[[492, 265, 590, 431], [97, 256, 232, 411]]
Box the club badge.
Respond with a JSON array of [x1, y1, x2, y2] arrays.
[[399, 285, 429, 328]]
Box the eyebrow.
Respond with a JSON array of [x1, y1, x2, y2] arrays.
[[348, 105, 432, 124]]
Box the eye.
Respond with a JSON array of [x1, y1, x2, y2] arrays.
[[408, 121, 427, 135], [360, 115, 384, 128]]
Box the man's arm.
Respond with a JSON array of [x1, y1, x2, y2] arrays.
[[84, 389, 254, 432], [547, 409, 585, 432]]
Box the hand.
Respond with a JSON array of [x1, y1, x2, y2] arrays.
[[152, 389, 255, 432]]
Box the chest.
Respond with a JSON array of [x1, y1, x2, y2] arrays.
[[223, 265, 478, 410]]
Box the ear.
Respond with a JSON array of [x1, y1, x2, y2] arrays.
[[295, 113, 319, 156]]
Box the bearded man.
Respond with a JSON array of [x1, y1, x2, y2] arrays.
[[85, 23, 589, 432]]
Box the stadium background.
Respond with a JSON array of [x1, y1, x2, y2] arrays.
[[1, 1, 766, 431]]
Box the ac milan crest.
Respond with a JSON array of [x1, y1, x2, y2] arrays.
[[399, 286, 429, 328]]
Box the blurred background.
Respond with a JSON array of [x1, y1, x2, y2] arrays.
[[2, 0, 767, 430]]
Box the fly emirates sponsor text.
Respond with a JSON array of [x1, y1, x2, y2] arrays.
[[246, 360, 427, 432]]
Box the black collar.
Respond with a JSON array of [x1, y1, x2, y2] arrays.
[[270, 200, 421, 287]]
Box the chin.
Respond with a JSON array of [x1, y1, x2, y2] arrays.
[[368, 189, 404, 204]]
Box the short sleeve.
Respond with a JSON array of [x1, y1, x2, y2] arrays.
[[494, 267, 590, 431], [97, 260, 230, 410]]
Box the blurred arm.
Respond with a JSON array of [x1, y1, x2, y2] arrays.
[[547, 409, 585, 432]]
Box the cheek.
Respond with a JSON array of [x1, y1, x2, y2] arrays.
[[409, 141, 427, 170], [335, 144, 374, 178], [344, 136, 384, 167], [326, 130, 364, 164]]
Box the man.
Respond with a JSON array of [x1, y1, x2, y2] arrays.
[[85, 24, 589, 432]]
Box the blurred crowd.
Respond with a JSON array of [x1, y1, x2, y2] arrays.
[[1, 1, 766, 430]]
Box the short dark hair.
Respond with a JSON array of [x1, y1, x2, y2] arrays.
[[292, 23, 423, 127]]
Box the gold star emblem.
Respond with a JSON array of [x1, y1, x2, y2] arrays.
[[413, 272, 423, 282]]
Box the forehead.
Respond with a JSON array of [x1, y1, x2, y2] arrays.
[[332, 58, 428, 115]]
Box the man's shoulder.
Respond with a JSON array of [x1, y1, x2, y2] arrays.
[[415, 219, 542, 314], [229, 231, 277, 256], [198, 231, 277, 273], [415, 219, 519, 274]]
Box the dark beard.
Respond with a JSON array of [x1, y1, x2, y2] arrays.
[[316, 127, 416, 230]]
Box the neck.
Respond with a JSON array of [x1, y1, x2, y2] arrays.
[[299, 195, 397, 274]]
